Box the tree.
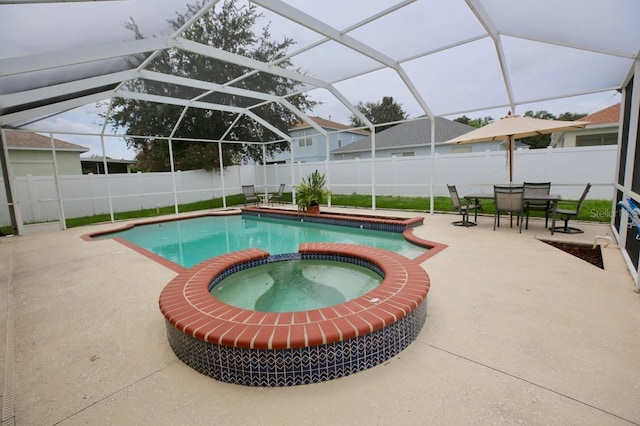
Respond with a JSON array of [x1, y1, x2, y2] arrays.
[[349, 96, 409, 132], [106, 0, 316, 171], [523, 110, 555, 120], [453, 115, 494, 128], [557, 112, 587, 121], [521, 110, 578, 149]]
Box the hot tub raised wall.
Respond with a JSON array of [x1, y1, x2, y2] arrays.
[[159, 243, 431, 387], [241, 206, 424, 233]]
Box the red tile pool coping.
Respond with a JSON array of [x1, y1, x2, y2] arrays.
[[81, 210, 241, 241], [159, 243, 431, 350]]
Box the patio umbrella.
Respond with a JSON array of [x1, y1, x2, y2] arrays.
[[444, 112, 590, 182]]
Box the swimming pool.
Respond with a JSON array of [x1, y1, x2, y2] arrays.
[[90, 209, 445, 387], [93, 214, 427, 268]]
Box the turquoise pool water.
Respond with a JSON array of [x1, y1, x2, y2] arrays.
[[211, 259, 382, 312], [96, 215, 426, 268]]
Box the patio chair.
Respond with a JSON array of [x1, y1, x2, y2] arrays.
[[550, 183, 591, 234], [447, 184, 481, 226], [523, 181, 551, 229], [242, 185, 259, 206], [493, 185, 525, 233], [270, 183, 286, 205]]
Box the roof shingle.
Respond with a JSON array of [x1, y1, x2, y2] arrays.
[[5, 132, 88, 152], [290, 116, 369, 135], [582, 103, 620, 125], [331, 117, 475, 153]]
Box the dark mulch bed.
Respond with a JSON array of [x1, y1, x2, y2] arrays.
[[540, 240, 604, 269]]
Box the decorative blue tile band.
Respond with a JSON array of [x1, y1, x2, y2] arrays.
[[164, 300, 427, 387]]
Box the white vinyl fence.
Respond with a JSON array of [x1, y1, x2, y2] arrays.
[[0, 145, 617, 229], [281, 145, 616, 200]]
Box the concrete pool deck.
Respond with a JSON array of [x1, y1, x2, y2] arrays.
[[1, 208, 639, 425]]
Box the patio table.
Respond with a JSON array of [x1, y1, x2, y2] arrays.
[[463, 193, 562, 234], [258, 193, 272, 206]]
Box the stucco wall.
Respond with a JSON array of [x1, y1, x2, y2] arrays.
[[557, 125, 618, 148], [268, 129, 366, 163], [332, 140, 514, 160], [7, 149, 83, 176]]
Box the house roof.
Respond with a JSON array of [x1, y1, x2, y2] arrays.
[[5, 132, 89, 152], [290, 116, 369, 135], [581, 103, 620, 125], [331, 117, 475, 153]]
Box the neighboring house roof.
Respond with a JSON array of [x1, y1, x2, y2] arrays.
[[290, 116, 369, 135], [5, 132, 89, 152], [331, 116, 476, 153], [581, 103, 620, 125]]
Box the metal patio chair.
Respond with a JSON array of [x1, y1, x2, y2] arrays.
[[550, 183, 591, 234], [523, 181, 551, 229], [447, 184, 482, 226], [270, 183, 286, 205], [242, 185, 259, 206], [494, 185, 525, 233]]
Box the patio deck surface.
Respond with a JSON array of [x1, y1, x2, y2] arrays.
[[1, 208, 638, 425]]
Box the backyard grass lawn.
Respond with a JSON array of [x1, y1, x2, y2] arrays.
[[50, 192, 613, 230], [331, 194, 612, 223]]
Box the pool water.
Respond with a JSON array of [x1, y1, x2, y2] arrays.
[[96, 215, 426, 268], [210, 259, 382, 312]]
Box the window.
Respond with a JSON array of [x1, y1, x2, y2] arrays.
[[298, 137, 312, 147], [297, 130, 313, 147], [575, 133, 618, 147], [391, 152, 414, 157], [451, 146, 472, 154]]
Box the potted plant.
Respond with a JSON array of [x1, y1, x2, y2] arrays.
[[295, 170, 329, 214]]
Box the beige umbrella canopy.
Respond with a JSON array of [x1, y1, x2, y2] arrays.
[[444, 112, 590, 182]]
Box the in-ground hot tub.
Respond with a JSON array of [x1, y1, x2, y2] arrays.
[[211, 257, 383, 312], [159, 242, 431, 387]]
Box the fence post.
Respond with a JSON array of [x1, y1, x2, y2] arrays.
[[26, 174, 37, 223], [168, 139, 179, 215], [0, 129, 20, 234], [49, 133, 66, 230], [99, 134, 115, 223], [217, 141, 227, 208]]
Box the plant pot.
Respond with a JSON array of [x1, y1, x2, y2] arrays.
[[306, 205, 320, 215]]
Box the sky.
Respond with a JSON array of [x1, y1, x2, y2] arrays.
[[1, 0, 636, 160]]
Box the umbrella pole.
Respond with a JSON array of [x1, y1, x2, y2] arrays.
[[509, 136, 514, 227], [509, 136, 514, 183]]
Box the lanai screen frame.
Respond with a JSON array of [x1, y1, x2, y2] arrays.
[[1, 0, 639, 235]]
